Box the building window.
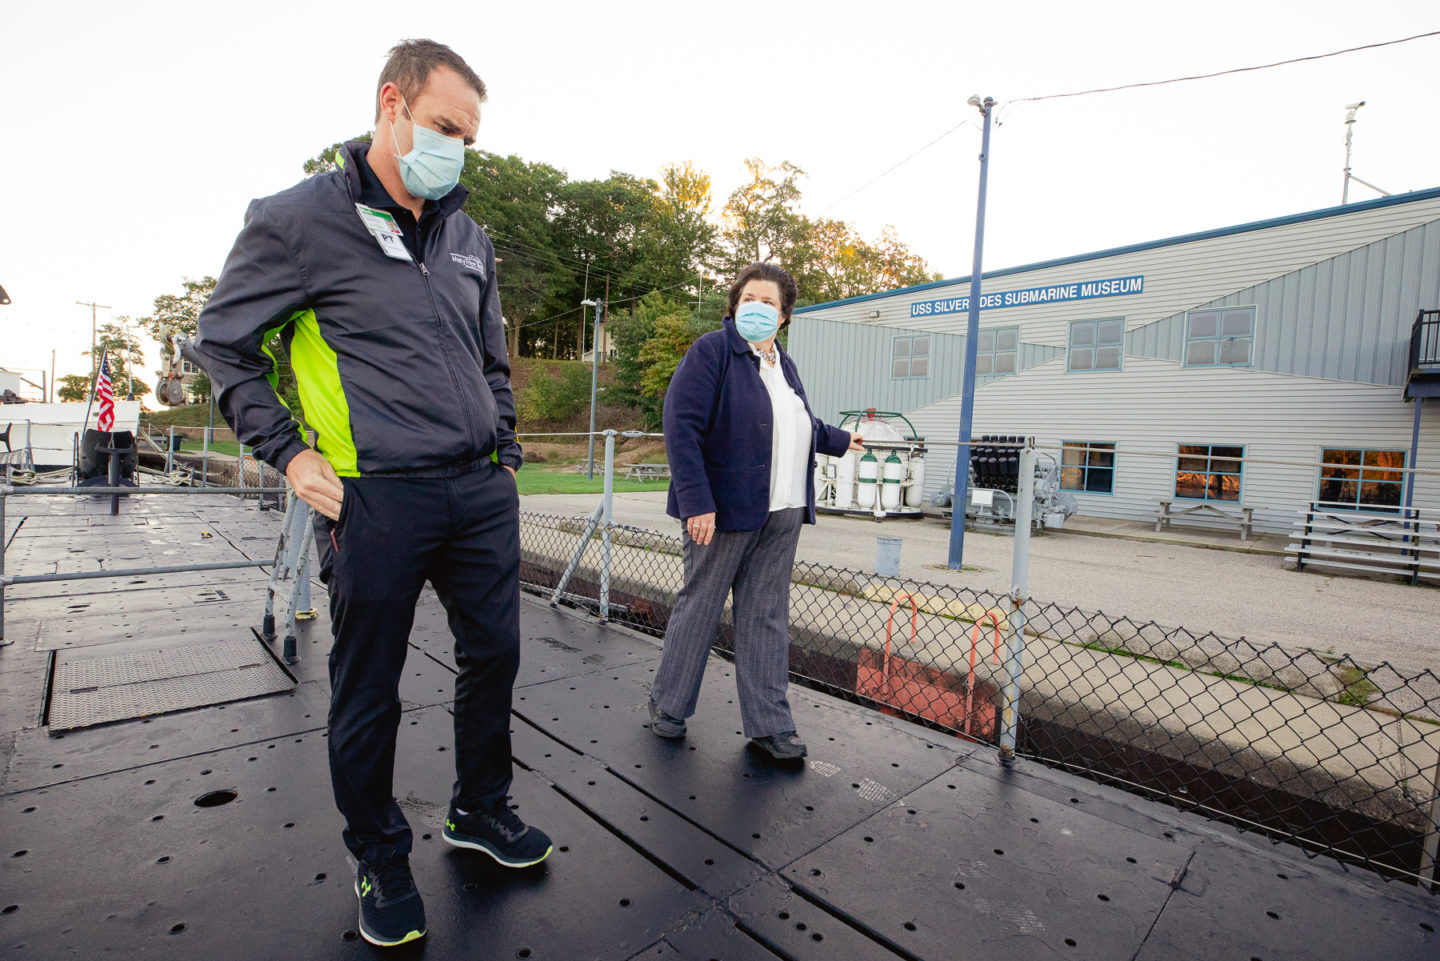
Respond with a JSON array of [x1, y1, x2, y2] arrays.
[[1061, 442, 1115, 494], [892, 335, 930, 378], [1067, 319, 1124, 372], [974, 327, 1018, 376], [1317, 448, 1405, 511], [1184, 306, 1254, 367], [181, 360, 199, 375], [1175, 444, 1243, 501]]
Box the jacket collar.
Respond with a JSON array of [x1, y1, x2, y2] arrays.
[[338, 139, 471, 219]]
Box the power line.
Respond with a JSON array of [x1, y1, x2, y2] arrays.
[[815, 119, 980, 216], [1009, 28, 1440, 104]]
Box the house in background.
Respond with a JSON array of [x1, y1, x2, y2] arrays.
[[790, 187, 1440, 535]]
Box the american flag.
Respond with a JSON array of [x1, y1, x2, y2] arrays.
[[95, 351, 115, 432]]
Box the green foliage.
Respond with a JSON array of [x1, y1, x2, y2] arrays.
[[56, 374, 90, 402], [189, 370, 212, 403], [137, 276, 216, 344], [304, 134, 371, 177], [515, 363, 593, 426], [609, 292, 718, 430], [86, 321, 151, 401]]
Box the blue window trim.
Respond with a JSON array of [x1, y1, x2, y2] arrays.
[[1315, 447, 1407, 512], [891, 333, 931, 380], [1183, 306, 1255, 369], [1174, 443, 1244, 502], [974, 326, 1020, 378], [1065, 318, 1126, 373], [1060, 441, 1116, 495]]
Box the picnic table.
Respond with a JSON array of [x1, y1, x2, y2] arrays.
[[1154, 498, 1254, 540], [624, 463, 670, 481]]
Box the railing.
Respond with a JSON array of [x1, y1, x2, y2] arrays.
[[1412, 308, 1440, 375], [513, 435, 1440, 890]]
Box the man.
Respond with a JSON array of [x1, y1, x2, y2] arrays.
[[193, 39, 550, 949]]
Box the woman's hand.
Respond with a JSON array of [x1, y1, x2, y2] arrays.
[[686, 512, 717, 546], [848, 432, 865, 451]]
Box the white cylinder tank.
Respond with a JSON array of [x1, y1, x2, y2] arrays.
[[881, 452, 905, 510], [834, 452, 856, 509], [856, 451, 879, 508], [905, 454, 926, 507]]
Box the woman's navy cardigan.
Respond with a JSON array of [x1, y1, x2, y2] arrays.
[[663, 317, 852, 531]]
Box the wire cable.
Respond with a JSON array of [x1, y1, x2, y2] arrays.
[[1008, 28, 1440, 104], [815, 119, 980, 216]]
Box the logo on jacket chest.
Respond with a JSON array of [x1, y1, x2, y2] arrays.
[[449, 252, 487, 281]]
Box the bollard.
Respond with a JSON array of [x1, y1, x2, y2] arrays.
[[875, 536, 902, 578]]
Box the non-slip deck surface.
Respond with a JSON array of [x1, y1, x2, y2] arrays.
[[0, 491, 1436, 959]]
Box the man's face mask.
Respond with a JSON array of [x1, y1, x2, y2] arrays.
[[391, 96, 465, 201]]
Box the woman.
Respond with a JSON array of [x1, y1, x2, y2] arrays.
[[649, 262, 864, 760]]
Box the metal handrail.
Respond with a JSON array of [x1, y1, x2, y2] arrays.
[[1411, 308, 1440, 374]]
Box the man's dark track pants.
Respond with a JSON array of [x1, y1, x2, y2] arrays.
[[313, 459, 520, 864]]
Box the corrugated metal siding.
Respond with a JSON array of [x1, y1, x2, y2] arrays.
[[903, 357, 1440, 535], [802, 196, 1440, 354], [1127, 220, 1440, 385], [791, 317, 1065, 424]]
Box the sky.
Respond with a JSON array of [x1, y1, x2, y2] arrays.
[[2, 0, 1437, 395]]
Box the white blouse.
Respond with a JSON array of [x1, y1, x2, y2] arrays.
[[755, 350, 812, 512]]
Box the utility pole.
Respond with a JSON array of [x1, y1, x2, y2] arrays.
[[50, 349, 55, 403], [76, 300, 111, 377], [948, 95, 995, 571]]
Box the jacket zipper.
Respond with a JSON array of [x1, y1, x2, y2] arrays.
[[415, 239, 481, 452]]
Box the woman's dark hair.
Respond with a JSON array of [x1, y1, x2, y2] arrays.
[[727, 262, 798, 329]]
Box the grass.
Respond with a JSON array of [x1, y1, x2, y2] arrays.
[[516, 469, 668, 496], [178, 439, 243, 457]]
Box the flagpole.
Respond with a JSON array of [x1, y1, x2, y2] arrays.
[[81, 349, 104, 431]]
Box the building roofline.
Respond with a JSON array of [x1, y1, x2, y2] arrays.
[[794, 185, 1440, 314]]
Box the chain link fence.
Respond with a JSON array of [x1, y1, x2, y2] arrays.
[[517, 508, 1440, 890]]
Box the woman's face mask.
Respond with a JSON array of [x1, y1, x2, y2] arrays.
[[735, 301, 781, 342]]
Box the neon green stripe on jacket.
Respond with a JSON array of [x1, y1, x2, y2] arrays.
[[287, 309, 359, 476]]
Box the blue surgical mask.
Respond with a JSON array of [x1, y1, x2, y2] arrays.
[[391, 96, 465, 200], [735, 301, 780, 342]]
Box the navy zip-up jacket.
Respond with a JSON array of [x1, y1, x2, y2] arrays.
[[193, 140, 520, 477], [664, 317, 851, 531]]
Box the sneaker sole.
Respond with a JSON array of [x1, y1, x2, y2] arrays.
[[748, 740, 807, 761], [650, 723, 686, 740], [442, 830, 553, 868], [354, 881, 425, 947]]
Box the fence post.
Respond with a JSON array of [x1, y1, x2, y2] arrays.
[[201, 426, 210, 486], [1422, 745, 1440, 893], [998, 441, 1035, 766], [600, 430, 616, 622], [239, 443, 246, 494], [1, 487, 8, 643], [166, 426, 174, 474]]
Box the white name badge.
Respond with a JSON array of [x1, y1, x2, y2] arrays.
[[354, 204, 412, 261]]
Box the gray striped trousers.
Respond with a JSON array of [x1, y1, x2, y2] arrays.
[[650, 507, 805, 739]]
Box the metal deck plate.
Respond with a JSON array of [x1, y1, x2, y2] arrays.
[[1135, 836, 1440, 961], [513, 658, 970, 868], [785, 763, 1188, 960], [47, 637, 296, 731], [0, 705, 708, 961]]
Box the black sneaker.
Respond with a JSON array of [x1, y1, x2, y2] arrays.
[[443, 801, 553, 868], [648, 699, 687, 739], [354, 854, 426, 947], [750, 731, 808, 761]]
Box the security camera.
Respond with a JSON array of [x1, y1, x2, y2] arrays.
[[1345, 101, 1365, 111]]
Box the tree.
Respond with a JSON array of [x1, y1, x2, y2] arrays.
[[56, 374, 90, 402], [136, 276, 216, 344], [189, 371, 212, 403], [85, 321, 151, 401], [719, 159, 810, 277], [304, 134, 371, 177], [609, 291, 721, 430]]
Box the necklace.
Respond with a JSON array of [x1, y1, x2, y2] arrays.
[[755, 344, 777, 366]]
